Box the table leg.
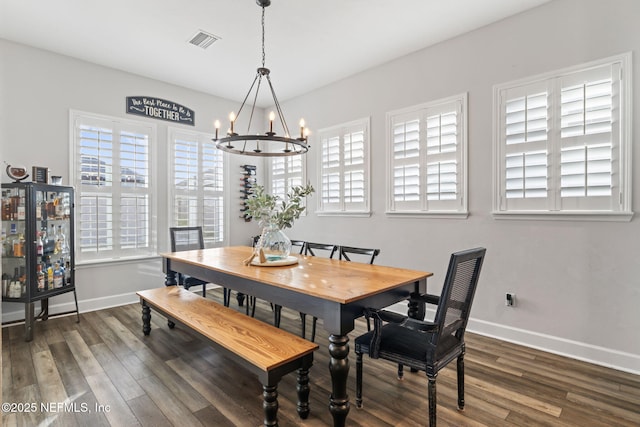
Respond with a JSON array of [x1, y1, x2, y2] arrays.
[[164, 270, 177, 286], [142, 302, 151, 336], [329, 334, 350, 427], [164, 271, 177, 328]]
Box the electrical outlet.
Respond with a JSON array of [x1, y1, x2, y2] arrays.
[[506, 293, 515, 307]]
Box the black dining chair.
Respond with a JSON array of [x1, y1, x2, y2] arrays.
[[305, 245, 381, 340], [169, 226, 210, 298], [272, 240, 306, 327], [354, 247, 486, 427], [296, 242, 338, 341], [337, 245, 381, 331]]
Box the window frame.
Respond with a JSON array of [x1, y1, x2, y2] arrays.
[[316, 117, 371, 217], [386, 93, 468, 218], [168, 127, 228, 248], [70, 110, 157, 264], [492, 53, 633, 222]]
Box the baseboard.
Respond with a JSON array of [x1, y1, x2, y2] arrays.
[[383, 302, 640, 376], [1, 285, 218, 326]]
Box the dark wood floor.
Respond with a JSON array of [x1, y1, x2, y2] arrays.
[[3, 288, 640, 426]]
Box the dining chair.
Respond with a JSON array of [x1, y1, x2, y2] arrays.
[[338, 245, 380, 264], [272, 240, 306, 327], [298, 242, 339, 341], [354, 247, 486, 427], [337, 246, 381, 331], [169, 227, 210, 298], [303, 245, 381, 341]]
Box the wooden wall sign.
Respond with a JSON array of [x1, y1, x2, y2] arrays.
[[126, 96, 195, 126]]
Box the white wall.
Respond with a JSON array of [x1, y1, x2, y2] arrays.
[[273, 0, 640, 373], [0, 39, 265, 321], [1, 0, 638, 373]]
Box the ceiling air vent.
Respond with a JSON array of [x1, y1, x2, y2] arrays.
[[188, 30, 220, 49]]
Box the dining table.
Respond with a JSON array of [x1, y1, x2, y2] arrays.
[[161, 245, 432, 427]]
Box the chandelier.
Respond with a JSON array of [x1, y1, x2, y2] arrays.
[[213, 0, 309, 157]]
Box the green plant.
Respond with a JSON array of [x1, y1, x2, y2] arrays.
[[245, 183, 314, 229]]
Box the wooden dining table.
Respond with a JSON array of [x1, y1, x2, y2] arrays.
[[161, 246, 432, 427]]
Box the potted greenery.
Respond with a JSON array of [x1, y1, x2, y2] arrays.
[[245, 183, 314, 261]]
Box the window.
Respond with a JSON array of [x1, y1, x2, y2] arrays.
[[169, 128, 226, 247], [317, 118, 370, 215], [387, 94, 468, 216], [493, 53, 632, 220], [71, 111, 156, 262], [268, 155, 305, 201]]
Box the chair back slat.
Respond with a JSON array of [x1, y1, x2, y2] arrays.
[[338, 246, 380, 264], [304, 242, 338, 258]]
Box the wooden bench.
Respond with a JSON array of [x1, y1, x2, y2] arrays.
[[137, 286, 319, 427]]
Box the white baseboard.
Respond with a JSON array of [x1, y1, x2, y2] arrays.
[[1, 285, 218, 325], [384, 302, 640, 376]]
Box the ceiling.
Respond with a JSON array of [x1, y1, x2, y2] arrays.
[[1, 0, 551, 106]]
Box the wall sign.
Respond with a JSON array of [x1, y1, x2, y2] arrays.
[[126, 96, 195, 126]]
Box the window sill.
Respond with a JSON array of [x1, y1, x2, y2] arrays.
[[316, 211, 372, 218], [491, 211, 634, 222], [76, 254, 161, 268], [385, 211, 469, 219]]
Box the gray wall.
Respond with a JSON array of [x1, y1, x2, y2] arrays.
[[1, 0, 639, 373], [271, 0, 640, 373]]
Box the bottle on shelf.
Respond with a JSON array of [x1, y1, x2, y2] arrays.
[[37, 231, 44, 256], [53, 262, 63, 288], [12, 233, 25, 258], [1, 190, 11, 220], [46, 194, 56, 219], [37, 264, 45, 291], [17, 193, 25, 220], [65, 260, 71, 285], [9, 267, 21, 298]]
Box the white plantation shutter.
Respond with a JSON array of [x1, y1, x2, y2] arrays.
[[317, 118, 370, 215], [170, 129, 225, 246], [387, 94, 467, 215], [72, 112, 156, 261], [269, 156, 305, 206], [494, 54, 631, 218]]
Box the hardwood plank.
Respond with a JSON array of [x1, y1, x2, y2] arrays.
[[137, 374, 204, 427], [165, 357, 263, 426], [126, 394, 173, 427], [85, 372, 141, 426], [63, 330, 103, 377], [90, 342, 145, 401]]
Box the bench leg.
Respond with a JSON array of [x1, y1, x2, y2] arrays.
[[262, 384, 279, 427], [296, 364, 311, 419], [142, 302, 151, 336]]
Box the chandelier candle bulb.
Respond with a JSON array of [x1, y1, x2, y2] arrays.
[[229, 112, 236, 134], [214, 120, 220, 139], [269, 111, 275, 134], [299, 119, 305, 139]]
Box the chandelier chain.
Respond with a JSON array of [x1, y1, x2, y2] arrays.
[[261, 6, 266, 68]]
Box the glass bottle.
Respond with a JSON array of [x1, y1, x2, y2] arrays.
[[37, 264, 45, 291], [53, 263, 63, 288], [37, 231, 44, 256], [1, 190, 11, 220]]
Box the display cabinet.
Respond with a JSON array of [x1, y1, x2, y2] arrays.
[[1, 182, 78, 341]]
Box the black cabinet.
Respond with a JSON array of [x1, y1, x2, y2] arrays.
[[1, 182, 79, 341]]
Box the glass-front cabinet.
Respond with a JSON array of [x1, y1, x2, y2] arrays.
[[1, 182, 78, 341]]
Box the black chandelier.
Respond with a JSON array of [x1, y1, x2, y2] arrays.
[[213, 0, 309, 157]]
